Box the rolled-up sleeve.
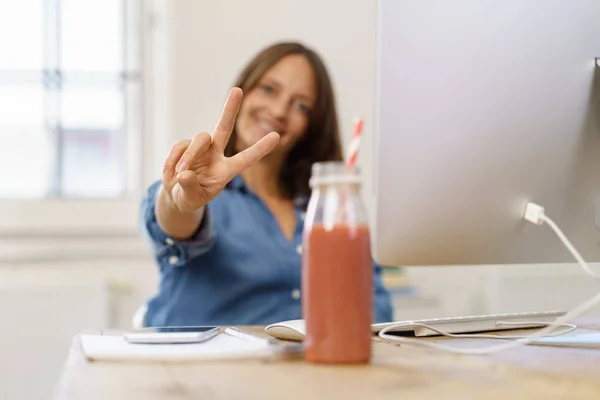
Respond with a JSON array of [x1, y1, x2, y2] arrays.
[[139, 180, 216, 269], [372, 262, 394, 323]]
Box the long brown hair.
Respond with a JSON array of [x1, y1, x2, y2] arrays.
[[225, 41, 343, 199]]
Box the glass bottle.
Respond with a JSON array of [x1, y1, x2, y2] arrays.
[[302, 161, 373, 364]]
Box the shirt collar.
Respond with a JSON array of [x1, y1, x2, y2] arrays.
[[228, 175, 247, 191], [229, 174, 309, 209]]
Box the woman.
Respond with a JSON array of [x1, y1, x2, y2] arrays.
[[140, 41, 393, 327]]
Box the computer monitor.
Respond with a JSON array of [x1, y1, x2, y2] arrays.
[[372, 1, 600, 266]]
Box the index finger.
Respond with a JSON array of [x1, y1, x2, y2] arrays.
[[212, 87, 243, 152], [228, 131, 280, 177]]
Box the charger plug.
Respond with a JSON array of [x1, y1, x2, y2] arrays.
[[523, 202, 545, 225]]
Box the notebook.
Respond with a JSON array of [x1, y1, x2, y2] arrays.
[[81, 332, 276, 362]]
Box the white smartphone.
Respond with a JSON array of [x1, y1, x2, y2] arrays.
[[124, 326, 220, 344]]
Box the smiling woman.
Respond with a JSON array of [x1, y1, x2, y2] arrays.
[[234, 55, 316, 154], [139, 41, 394, 327], [226, 43, 342, 201]]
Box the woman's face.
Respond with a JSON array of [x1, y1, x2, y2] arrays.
[[235, 54, 316, 156]]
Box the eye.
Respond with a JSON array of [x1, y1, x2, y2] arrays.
[[260, 84, 275, 94], [295, 102, 312, 115]]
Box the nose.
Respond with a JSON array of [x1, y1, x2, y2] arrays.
[[269, 94, 290, 120]]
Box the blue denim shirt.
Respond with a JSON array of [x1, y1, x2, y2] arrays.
[[140, 176, 394, 327]]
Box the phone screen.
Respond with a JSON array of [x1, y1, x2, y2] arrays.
[[138, 326, 219, 333], [124, 326, 220, 344]]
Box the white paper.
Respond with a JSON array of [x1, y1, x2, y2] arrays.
[[81, 333, 274, 362]]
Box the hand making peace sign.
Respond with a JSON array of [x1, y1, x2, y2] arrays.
[[161, 87, 280, 213]]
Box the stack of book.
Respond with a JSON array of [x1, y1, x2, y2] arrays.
[[381, 267, 413, 295]]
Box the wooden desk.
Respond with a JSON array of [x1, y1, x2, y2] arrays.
[[54, 320, 600, 399]]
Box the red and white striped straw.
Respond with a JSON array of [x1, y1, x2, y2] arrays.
[[345, 117, 364, 168]]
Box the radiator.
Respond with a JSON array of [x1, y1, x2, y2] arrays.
[[0, 280, 111, 400]]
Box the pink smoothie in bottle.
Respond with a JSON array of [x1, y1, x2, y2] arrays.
[[302, 161, 373, 364]]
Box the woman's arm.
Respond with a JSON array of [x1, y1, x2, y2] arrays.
[[155, 185, 206, 240], [139, 180, 216, 268]]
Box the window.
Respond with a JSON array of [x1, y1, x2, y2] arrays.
[[0, 0, 146, 234]]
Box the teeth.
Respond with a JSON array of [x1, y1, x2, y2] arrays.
[[259, 120, 277, 132]]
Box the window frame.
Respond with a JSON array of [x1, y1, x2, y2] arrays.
[[0, 0, 168, 237]]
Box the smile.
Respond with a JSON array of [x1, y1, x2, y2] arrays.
[[257, 118, 283, 134]]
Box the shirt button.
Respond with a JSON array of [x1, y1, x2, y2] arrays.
[[291, 289, 301, 300], [296, 245, 302, 255], [168, 255, 179, 265], [165, 238, 174, 245], [300, 212, 306, 220]]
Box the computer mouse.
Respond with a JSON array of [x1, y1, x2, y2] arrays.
[[264, 319, 306, 341]]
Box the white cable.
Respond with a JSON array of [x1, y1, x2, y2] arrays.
[[378, 202, 600, 355], [539, 213, 600, 278], [522, 202, 600, 277]]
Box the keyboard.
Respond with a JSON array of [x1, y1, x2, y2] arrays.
[[371, 310, 567, 337]]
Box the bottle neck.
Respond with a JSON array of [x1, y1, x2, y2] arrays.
[[309, 161, 361, 189], [312, 182, 361, 194]]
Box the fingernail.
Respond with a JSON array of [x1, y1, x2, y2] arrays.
[[176, 160, 187, 172]]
